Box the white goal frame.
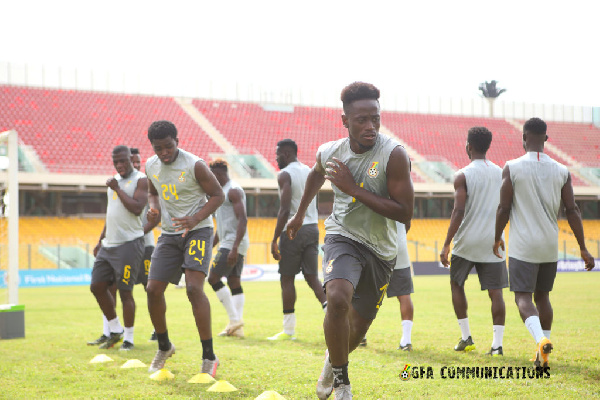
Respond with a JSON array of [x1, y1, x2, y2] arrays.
[[0, 129, 19, 305]]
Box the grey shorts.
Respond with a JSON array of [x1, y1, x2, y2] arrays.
[[323, 234, 395, 321], [279, 223, 319, 276], [387, 268, 414, 297], [509, 257, 558, 293], [148, 228, 213, 285], [450, 255, 508, 290], [135, 246, 154, 286], [91, 237, 144, 291], [210, 247, 245, 278]]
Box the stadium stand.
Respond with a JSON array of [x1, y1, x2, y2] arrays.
[[545, 121, 600, 167], [0, 85, 222, 174], [192, 99, 426, 183]]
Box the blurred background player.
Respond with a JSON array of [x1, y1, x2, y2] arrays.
[[145, 120, 224, 376], [440, 126, 507, 356], [89, 145, 147, 351], [361, 221, 414, 351], [388, 221, 414, 351], [208, 159, 249, 338], [269, 138, 327, 340], [494, 117, 595, 368], [131, 147, 160, 341], [287, 82, 414, 399]]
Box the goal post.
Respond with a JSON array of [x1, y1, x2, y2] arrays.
[[0, 130, 19, 305]]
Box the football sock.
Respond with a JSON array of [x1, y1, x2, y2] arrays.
[[232, 290, 245, 322], [157, 331, 171, 351], [283, 310, 296, 335], [524, 316, 544, 344], [102, 315, 110, 337], [543, 330, 551, 340], [491, 325, 504, 348], [332, 363, 350, 387], [458, 318, 471, 340], [400, 320, 413, 347], [107, 316, 123, 334], [124, 326, 134, 344], [201, 338, 215, 360]]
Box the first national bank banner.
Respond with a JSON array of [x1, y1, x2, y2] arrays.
[[0, 264, 290, 288]]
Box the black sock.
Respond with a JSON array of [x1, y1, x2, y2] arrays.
[[231, 287, 243, 296], [201, 339, 215, 360], [283, 308, 295, 314], [332, 363, 350, 387], [157, 331, 170, 351]]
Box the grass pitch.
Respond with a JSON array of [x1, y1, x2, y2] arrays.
[[1, 273, 599, 399]]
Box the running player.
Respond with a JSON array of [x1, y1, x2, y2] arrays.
[[145, 120, 225, 376], [268, 139, 327, 340], [287, 82, 414, 399], [89, 145, 147, 351], [208, 159, 249, 338], [494, 117, 595, 367], [440, 127, 507, 356]]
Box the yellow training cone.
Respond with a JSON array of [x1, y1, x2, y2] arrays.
[[89, 354, 113, 363], [206, 380, 238, 392], [188, 373, 216, 384], [149, 369, 175, 381], [255, 390, 286, 399], [121, 359, 147, 369]]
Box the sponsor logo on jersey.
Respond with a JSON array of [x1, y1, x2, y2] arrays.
[[178, 172, 186, 182]]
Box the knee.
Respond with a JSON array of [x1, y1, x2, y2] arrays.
[[146, 283, 161, 300], [325, 287, 351, 314], [90, 282, 104, 296], [207, 275, 220, 287], [186, 284, 204, 300]]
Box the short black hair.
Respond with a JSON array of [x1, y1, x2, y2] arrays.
[[467, 127, 493, 153], [523, 117, 547, 135], [148, 120, 178, 141], [112, 145, 130, 156], [209, 158, 228, 172], [340, 82, 380, 113], [130, 148, 140, 155], [277, 139, 298, 155]]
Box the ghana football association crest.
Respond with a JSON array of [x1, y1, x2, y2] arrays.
[[178, 172, 186, 182], [326, 259, 335, 273], [367, 161, 379, 178]]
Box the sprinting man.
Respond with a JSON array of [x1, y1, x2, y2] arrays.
[[208, 159, 249, 338], [268, 138, 327, 340], [131, 147, 160, 341], [387, 221, 415, 351], [440, 126, 507, 356], [89, 145, 147, 351], [145, 120, 225, 376], [494, 117, 595, 367], [286, 82, 413, 399]]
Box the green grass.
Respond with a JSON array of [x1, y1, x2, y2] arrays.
[[1, 273, 600, 399]]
